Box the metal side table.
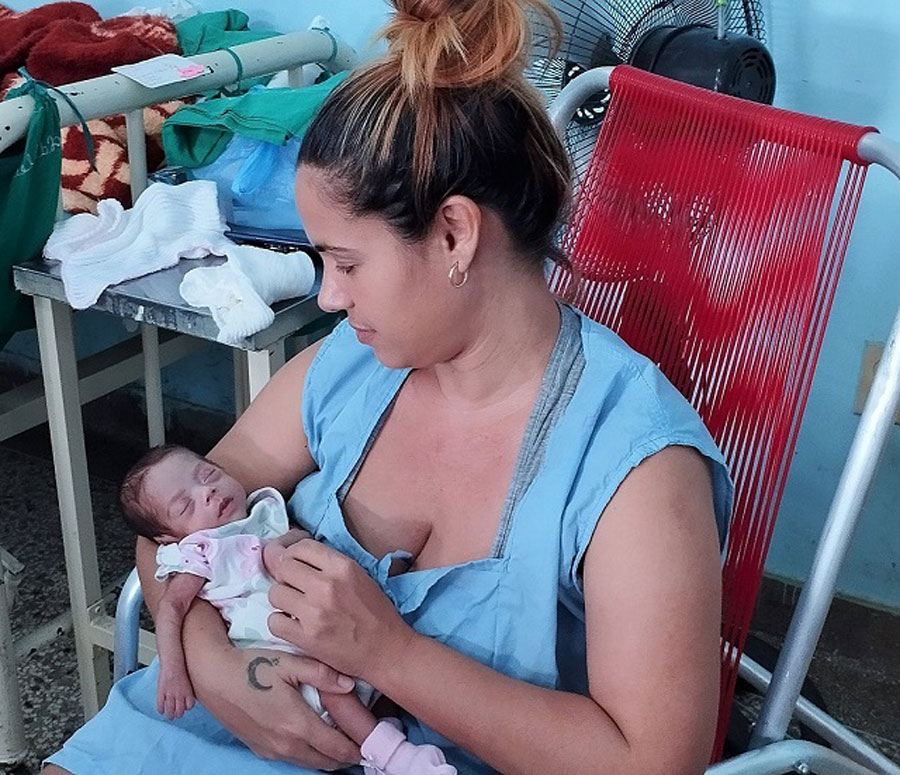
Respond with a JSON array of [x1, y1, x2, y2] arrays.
[[12, 256, 330, 717]]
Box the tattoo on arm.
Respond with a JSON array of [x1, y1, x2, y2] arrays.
[[247, 656, 280, 691]]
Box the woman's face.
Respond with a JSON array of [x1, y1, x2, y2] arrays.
[[295, 165, 469, 369]]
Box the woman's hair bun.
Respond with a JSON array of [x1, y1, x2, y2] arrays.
[[382, 0, 561, 92], [301, 0, 571, 276]]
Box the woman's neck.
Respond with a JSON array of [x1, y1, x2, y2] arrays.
[[428, 276, 561, 412]]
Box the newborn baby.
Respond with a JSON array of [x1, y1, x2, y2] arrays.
[[119, 444, 455, 775]]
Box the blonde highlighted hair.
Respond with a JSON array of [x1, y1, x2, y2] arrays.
[[300, 0, 571, 269]]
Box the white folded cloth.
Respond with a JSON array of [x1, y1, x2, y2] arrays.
[[44, 179, 316, 343], [45, 180, 231, 309], [179, 244, 316, 345]]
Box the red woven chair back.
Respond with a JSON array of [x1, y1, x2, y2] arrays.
[[550, 66, 873, 760]]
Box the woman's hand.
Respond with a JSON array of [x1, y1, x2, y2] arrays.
[[187, 642, 362, 770], [268, 541, 415, 681], [263, 529, 314, 580]]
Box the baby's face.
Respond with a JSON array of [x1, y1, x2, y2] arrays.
[[144, 449, 248, 541]]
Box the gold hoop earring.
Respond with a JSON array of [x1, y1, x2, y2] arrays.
[[448, 262, 468, 288]]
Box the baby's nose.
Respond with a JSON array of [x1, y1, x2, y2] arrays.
[[203, 485, 217, 503]]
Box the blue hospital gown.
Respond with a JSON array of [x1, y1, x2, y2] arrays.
[[48, 305, 732, 774]]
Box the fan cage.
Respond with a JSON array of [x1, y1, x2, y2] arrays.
[[526, 1, 768, 193], [531, 0, 766, 67]]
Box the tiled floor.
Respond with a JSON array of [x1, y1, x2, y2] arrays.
[[0, 372, 898, 773], [747, 581, 900, 765]]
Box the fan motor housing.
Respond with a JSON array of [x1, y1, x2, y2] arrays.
[[631, 24, 776, 105]]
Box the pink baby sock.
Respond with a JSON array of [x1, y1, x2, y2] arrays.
[[360, 719, 457, 775]]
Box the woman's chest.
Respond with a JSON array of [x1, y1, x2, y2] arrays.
[[341, 392, 531, 569]]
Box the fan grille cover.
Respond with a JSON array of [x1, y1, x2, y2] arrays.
[[527, 1, 771, 193]]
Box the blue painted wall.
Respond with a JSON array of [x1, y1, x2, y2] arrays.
[[3, 0, 899, 610], [758, 0, 900, 610]]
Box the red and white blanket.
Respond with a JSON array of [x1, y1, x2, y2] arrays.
[[0, 3, 188, 213]]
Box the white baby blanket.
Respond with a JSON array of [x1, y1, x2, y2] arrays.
[[43, 180, 316, 343], [179, 244, 316, 345], [45, 180, 230, 309]]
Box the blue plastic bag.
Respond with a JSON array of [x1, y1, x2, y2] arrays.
[[189, 133, 303, 231]]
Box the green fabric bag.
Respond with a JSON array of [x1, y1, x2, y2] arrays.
[[161, 71, 348, 168], [0, 79, 63, 349]]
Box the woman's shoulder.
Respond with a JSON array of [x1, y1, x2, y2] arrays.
[[570, 308, 695, 428], [558, 306, 732, 554]]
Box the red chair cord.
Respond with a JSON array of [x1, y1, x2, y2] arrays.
[[551, 66, 873, 760]]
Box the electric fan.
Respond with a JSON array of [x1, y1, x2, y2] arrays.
[[526, 0, 775, 192]]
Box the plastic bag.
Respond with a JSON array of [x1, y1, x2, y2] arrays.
[[121, 1, 200, 22], [189, 133, 303, 231]]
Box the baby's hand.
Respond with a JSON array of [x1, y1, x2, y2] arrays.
[[264, 529, 313, 582], [157, 666, 196, 720], [263, 540, 288, 582]]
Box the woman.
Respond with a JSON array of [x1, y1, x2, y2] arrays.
[[45, 0, 731, 772]]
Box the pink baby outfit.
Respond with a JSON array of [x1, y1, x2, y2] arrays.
[[155, 487, 331, 713], [362, 719, 457, 775], [155, 487, 456, 775], [155, 487, 301, 651]]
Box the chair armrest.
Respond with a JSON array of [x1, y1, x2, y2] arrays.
[[113, 567, 144, 683]]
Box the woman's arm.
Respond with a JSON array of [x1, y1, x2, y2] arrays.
[[270, 445, 722, 775], [136, 340, 361, 769], [205, 341, 323, 495], [137, 538, 359, 768]]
